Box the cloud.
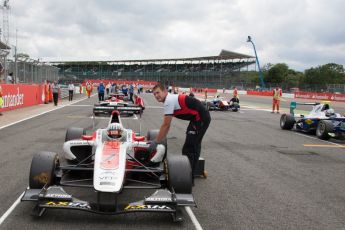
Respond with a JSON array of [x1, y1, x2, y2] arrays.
[[7, 0, 345, 71]]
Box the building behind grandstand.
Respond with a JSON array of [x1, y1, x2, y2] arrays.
[[49, 50, 255, 89]]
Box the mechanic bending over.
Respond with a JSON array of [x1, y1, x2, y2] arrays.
[[150, 83, 211, 179]]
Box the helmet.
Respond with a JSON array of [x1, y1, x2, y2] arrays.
[[107, 123, 124, 139], [325, 108, 335, 117]]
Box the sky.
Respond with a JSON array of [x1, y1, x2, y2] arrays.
[[6, 0, 345, 71]]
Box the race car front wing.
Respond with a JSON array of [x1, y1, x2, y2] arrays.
[[21, 186, 195, 221]]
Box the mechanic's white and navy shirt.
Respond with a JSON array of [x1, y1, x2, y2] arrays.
[[164, 94, 206, 121]]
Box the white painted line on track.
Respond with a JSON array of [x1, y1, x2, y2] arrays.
[[241, 106, 272, 112], [185, 207, 203, 230], [0, 191, 25, 226], [0, 97, 90, 130], [294, 132, 345, 147]]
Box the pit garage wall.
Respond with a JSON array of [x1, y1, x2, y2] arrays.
[[0, 84, 44, 112]]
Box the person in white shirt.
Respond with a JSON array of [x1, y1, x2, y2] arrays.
[[68, 83, 75, 101], [6, 73, 13, 84]]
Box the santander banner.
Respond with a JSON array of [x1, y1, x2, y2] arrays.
[[295, 91, 345, 102], [0, 84, 44, 112], [83, 79, 158, 88]]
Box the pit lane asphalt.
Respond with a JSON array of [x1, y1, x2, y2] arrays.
[[0, 94, 345, 230]]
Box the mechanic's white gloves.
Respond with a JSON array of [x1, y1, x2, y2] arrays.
[[150, 144, 165, 163], [148, 140, 158, 153]]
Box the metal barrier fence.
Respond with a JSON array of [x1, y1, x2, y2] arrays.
[[5, 59, 59, 84]]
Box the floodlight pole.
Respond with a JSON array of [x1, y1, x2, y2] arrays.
[[247, 36, 265, 89]]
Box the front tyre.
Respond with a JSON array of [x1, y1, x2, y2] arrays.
[[29, 151, 60, 189], [65, 127, 86, 141], [316, 120, 333, 140], [166, 155, 192, 194]]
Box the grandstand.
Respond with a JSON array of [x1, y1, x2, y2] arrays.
[[49, 50, 255, 88]]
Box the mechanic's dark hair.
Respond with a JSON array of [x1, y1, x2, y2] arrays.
[[152, 83, 165, 91]]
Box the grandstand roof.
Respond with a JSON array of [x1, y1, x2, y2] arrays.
[[48, 49, 254, 64], [0, 41, 10, 50]]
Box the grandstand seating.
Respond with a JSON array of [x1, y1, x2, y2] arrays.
[[51, 50, 255, 88]]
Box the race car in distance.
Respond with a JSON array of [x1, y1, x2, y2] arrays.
[[93, 95, 142, 116], [22, 110, 194, 221], [280, 101, 345, 140], [106, 92, 129, 101], [201, 95, 240, 112]]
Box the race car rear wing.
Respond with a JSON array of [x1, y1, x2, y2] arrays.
[[290, 101, 320, 115], [92, 106, 143, 131], [93, 105, 142, 116]]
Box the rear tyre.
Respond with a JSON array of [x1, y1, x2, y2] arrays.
[[166, 155, 192, 194], [29, 151, 59, 189], [316, 120, 333, 140], [65, 127, 86, 142], [280, 114, 295, 130]]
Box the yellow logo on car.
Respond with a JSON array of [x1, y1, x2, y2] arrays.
[[305, 119, 313, 125]]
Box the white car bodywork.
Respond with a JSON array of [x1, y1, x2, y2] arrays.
[[296, 103, 342, 119], [63, 128, 165, 193]]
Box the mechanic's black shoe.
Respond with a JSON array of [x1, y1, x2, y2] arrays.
[[277, 111, 280, 114]]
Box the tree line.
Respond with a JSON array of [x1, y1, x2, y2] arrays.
[[240, 63, 345, 92]]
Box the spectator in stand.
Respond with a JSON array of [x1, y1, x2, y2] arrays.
[[97, 82, 105, 102], [0, 85, 3, 116], [272, 86, 282, 113], [6, 72, 14, 84], [52, 81, 60, 106], [68, 82, 75, 101], [129, 84, 134, 103]]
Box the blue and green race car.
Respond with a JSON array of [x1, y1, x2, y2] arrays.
[[280, 101, 345, 140]]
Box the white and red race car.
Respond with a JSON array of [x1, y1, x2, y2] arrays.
[[22, 111, 194, 221]]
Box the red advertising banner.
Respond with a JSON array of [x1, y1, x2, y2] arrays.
[[295, 91, 345, 102], [191, 88, 217, 93], [83, 79, 158, 88], [0, 84, 44, 112]]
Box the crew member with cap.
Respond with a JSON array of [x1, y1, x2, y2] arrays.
[[150, 83, 211, 179]]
